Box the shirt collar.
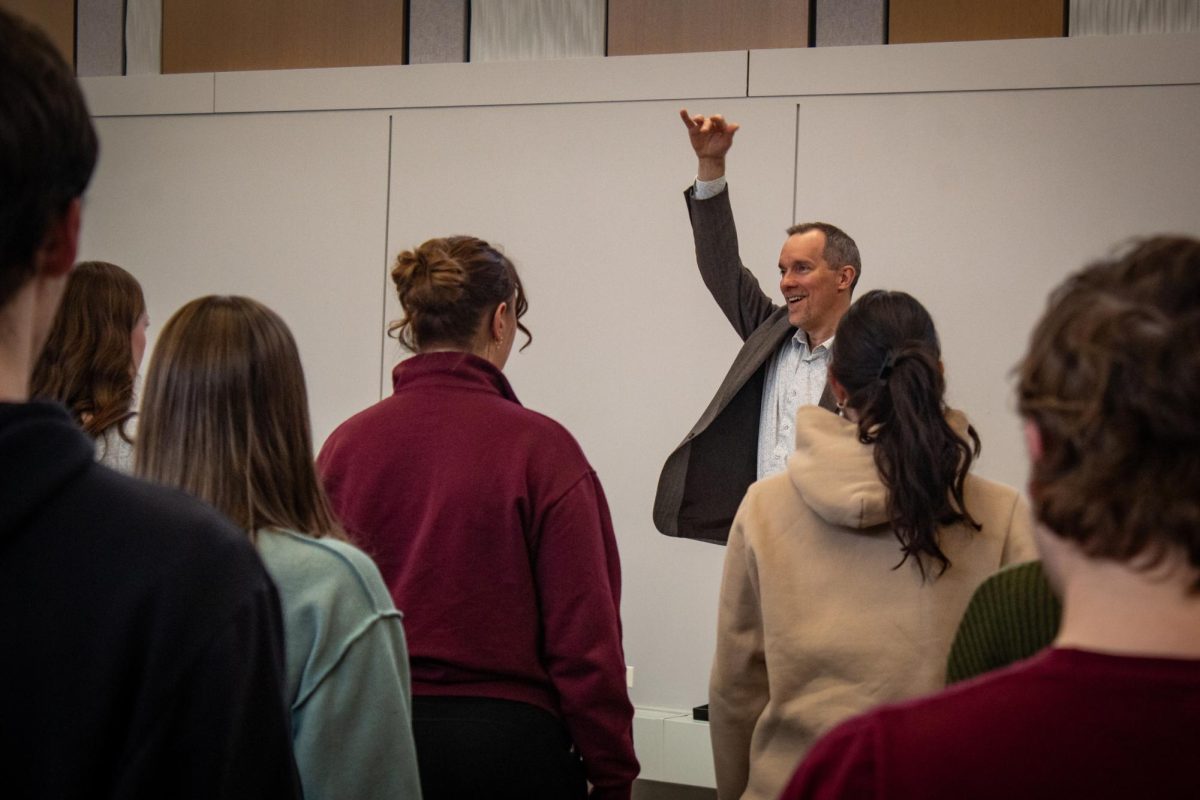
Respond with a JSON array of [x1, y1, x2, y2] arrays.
[[791, 328, 834, 354]]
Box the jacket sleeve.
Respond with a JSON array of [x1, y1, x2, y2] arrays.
[[534, 472, 639, 800], [685, 186, 779, 341], [709, 499, 770, 800], [291, 613, 423, 800]]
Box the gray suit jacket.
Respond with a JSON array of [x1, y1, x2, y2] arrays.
[[653, 187, 836, 544]]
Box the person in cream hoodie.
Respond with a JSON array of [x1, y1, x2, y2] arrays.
[[709, 290, 1036, 800]]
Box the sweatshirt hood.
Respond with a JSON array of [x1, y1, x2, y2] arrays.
[[0, 402, 94, 535], [787, 405, 971, 530]]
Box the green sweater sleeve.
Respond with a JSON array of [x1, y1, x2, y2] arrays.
[[946, 560, 1062, 684]]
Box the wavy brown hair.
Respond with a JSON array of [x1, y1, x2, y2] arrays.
[[388, 235, 531, 352], [831, 290, 981, 579], [31, 261, 145, 441], [1018, 236, 1200, 590], [136, 295, 342, 540]]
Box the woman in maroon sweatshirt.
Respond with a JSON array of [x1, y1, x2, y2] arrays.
[[318, 236, 638, 800]]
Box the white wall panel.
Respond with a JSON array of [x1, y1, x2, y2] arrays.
[[792, 84, 1200, 490], [80, 112, 392, 448]]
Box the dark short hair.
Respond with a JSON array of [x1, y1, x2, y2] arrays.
[[1018, 236, 1200, 589], [0, 10, 98, 305], [388, 235, 531, 353], [786, 221, 861, 290]]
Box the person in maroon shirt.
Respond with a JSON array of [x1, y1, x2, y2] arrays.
[[318, 235, 638, 800], [782, 235, 1200, 800]]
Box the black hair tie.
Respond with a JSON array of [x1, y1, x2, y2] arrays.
[[877, 351, 897, 383]]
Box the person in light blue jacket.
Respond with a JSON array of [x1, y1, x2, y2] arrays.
[[136, 294, 422, 800]]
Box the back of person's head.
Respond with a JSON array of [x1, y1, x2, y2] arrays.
[[831, 289, 981, 578], [0, 10, 98, 306], [1018, 236, 1200, 589], [30, 261, 145, 438], [389, 235, 531, 352], [786, 221, 862, 290], [136, 295, 341, 539]]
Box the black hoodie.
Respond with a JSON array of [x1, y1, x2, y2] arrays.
[[0, 402, 301, 799]]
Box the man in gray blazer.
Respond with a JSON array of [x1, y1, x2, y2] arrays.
[[654, 110, 861, 544]]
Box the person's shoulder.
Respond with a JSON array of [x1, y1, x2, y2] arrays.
[[503, 403, 592, 466], [962, 472, 1028, 526], [962, 472, 1021, 504], [61, 466, 274, 635], [256, 529, 398, 617], [319, 396, 393, 453], [85, 465, 257, 566]]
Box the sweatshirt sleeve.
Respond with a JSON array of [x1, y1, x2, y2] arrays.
[[534, 472, 639, 800], [291, 612, 422, 800], [709, 500, 770, 800]]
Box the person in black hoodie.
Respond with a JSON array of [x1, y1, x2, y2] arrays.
[[0, 10, 301, 798]]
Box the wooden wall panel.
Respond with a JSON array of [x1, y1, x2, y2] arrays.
[[162, 0, 405, 74], [608, 0, 809, 56], [890, 0, 1065, 44], [0, 0, 75, 67]]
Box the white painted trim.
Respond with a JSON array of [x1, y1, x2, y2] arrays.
[[213, 50, 749, 113], [750, 32, 1200, 97], [81, 73, 215, 117], [79, 33, 1200, 119]]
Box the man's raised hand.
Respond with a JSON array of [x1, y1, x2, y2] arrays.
[[680, 109, 740, 180]]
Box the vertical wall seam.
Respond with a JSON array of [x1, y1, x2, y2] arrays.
[[379, 114, 394, 400], [791, 102, 800, 224]]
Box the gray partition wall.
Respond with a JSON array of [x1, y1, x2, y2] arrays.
[[80, 34, 1200, 715]]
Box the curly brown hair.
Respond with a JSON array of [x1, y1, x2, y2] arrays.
[[388, 236, 530, 353], [31, 261, 144, 440], [1017, 236, 1200, 589]]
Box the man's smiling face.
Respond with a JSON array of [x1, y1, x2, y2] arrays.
[[778, 229, 843, 342]]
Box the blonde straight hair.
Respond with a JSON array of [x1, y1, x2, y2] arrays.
[[136, 295, 342, 539]]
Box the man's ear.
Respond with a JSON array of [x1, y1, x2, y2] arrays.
[[838, 265, 857, 291], [38, 198, 82, 278]]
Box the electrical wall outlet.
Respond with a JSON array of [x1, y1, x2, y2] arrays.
[[626, 665, 635, 688]]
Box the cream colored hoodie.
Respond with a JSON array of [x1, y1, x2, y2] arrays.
[[709, 406, 1036, 800]]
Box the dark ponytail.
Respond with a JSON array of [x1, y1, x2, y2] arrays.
[[830, 290, 981, 579]]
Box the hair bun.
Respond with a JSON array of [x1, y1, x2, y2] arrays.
[[393, 242, 467, 313]]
